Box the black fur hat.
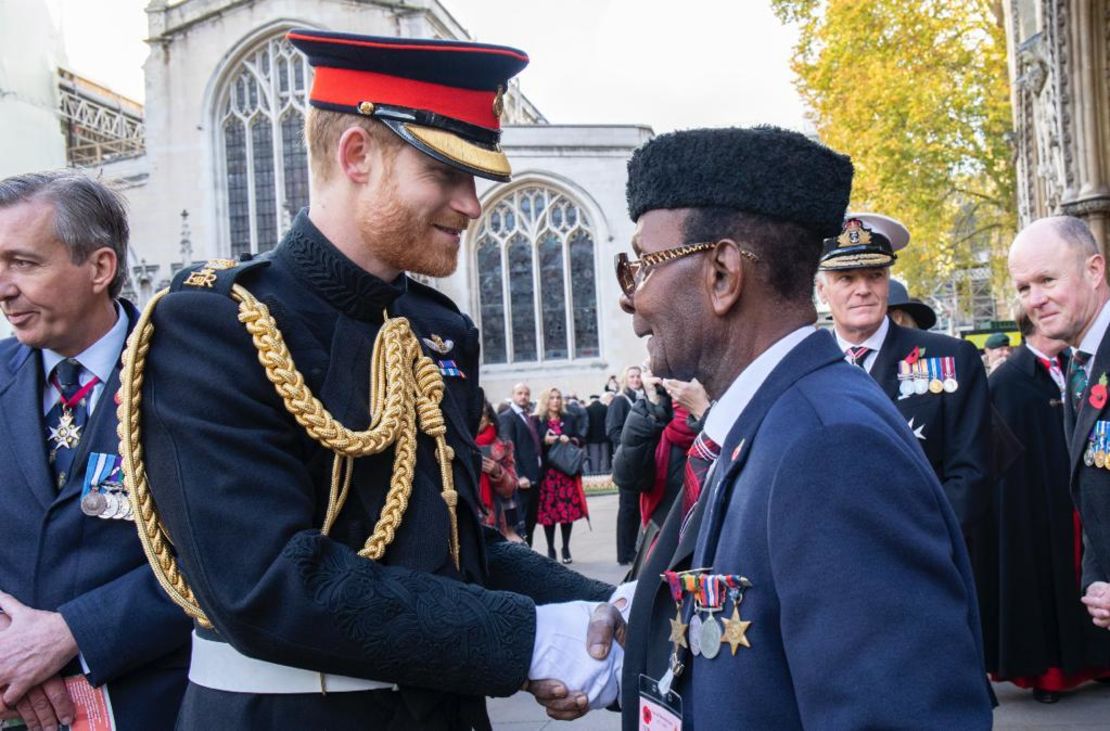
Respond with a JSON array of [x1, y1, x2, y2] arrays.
[[625, 126, 853, 236]]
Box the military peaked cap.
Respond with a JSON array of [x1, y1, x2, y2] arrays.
[[287, 29, 528, 182], [819, 212, 909, 271]]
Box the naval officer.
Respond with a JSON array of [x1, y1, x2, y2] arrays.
[[815, 214, 993, 533]]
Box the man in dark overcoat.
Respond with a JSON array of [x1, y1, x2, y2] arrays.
[[0, 171, 190, 730], [536, 127, 993, 728], [130, 30, 620, 730], [815, 214, 992, 533], [1010, 215, 1110, 635], [986, 312, 1110, 701], [498, 382, 543, 545]]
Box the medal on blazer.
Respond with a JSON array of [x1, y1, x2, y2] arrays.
[[48, 411, 82, 451], [681, 573, 702, 656], [897, 361, 915, 398], [942, 356, 958, 393], [928, 358, 944, 394], [663, 571, 688, 651], [1096, 421, 1108, 469], [914, 360, 929, 395], [46, 373, 100, 453], [698, 574, 724, 659], [720, 575, 753, 655]]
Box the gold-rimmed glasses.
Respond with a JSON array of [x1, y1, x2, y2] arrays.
[[614, 241, 760, 298]]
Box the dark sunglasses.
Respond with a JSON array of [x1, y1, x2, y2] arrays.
[[614, 241, 760, 298]]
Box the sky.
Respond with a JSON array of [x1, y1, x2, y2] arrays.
[[56, 0, 809, 134]]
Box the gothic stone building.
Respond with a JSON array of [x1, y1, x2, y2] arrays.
[[58, 0, 652, 400], [1004, 0, 1110, 250]]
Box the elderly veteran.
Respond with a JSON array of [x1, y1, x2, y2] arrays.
[[536, 127, 993, 728], [815, 214, 992, 534], [123, 30, 622, 730]]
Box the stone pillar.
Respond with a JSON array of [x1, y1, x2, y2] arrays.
[[1060, 0, 1110, 255]]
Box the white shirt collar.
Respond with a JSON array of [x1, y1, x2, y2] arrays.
[[1077, 297, 1110, 359], [42, 302, 128, 386], [703, 325, 817, 444]]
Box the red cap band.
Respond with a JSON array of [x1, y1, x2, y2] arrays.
[[310, 66, 500, 130]]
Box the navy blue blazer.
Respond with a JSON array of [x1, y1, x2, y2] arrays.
[[622, 330, 992, 729], [1064, 318, 1110, 590], [0, 300, 190, 731]]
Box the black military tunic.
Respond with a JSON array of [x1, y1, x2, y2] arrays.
[[140, 211, 612, 729]]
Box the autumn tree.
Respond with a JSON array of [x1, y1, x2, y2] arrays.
[[772, 0, 1016, 323]]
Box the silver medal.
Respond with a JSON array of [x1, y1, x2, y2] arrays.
[[98, 491, 119, 519], [110, 491, 129, 519], [700, 615, 722, 659], [688, 614, 703, 657], [899, 380, 915, 398], [81, 491, 106, 516]]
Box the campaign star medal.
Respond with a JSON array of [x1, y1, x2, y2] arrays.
[[49, 409, 82, 451], [663, 571, 688, 650], [837, 219, 872, 248], [720, 575, 753, 655]]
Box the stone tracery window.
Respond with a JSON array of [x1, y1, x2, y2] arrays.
[[218, 35, 311, 257], [474, 186, 600, 365]]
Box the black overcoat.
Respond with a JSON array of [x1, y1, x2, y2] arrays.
[[986, 345, 1110, 677]]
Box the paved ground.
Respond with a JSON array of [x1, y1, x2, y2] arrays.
[[489, 493, 1110, 729]]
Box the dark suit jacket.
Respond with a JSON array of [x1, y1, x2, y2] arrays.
[[498, 406, 543, 484], [141, 213, 612, 729], [867, 319, 992, 529], [1064, 320, 1110, 589], [0, 300, 191, 731], [622, 330, 992, 729]]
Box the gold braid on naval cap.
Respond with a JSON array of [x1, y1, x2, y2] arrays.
[[118, 282, 459, 628]]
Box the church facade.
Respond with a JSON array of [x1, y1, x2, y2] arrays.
[[73, 0, 648, 401], [1003, 0, 1109, 250]]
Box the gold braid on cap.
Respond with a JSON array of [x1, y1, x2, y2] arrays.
[[118, 283, 459, 628]]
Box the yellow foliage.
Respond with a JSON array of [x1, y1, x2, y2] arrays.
[[773, 0, 1016, 307]]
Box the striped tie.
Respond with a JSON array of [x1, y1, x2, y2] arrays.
[[846, 346, 871, 368]]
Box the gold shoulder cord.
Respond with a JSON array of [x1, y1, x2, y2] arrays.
[[118, 283, 459, 628]]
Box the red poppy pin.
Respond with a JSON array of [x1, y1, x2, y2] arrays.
[[1090, 374, 1108, 410], [905, 346, 925, 365]]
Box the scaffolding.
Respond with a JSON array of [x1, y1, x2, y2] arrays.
[[57, 68, 145, 167]]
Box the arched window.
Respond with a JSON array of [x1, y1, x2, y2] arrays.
[[218, 35, 311, 257], [474, 185, 600, 365]]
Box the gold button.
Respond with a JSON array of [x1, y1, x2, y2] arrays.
[[358, 101, 375, 116]]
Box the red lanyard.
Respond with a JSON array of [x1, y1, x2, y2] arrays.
[[51, 373, 101, 409]]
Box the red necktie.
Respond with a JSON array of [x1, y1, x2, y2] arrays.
[[682, 432, 722, 516]]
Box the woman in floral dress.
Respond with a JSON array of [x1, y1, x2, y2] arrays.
[[533, 387, 589, 563]]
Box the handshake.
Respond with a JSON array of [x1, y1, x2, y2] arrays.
[[523, 583, 635, 721]]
